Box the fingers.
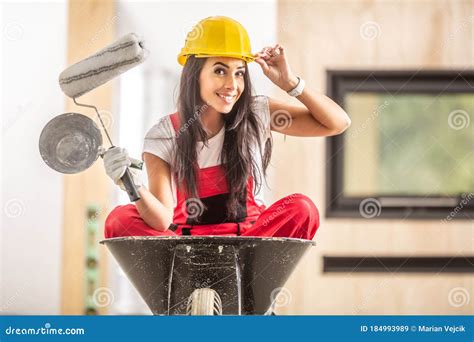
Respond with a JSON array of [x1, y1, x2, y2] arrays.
[[104, 146, 127, 159], [109, 157, 130, 172], [254, 55, 269, 73], [109, 160, 129, 183], [111, 166, 128, 184], [117, 167, 141, 191], [273, 44, 284, 55], [103, 147, 131, 183], [254, 44, 284, 60], [258, 47, 273, 59], [104, 147, 130, 165]]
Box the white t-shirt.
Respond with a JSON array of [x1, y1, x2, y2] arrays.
[[142, 95, 272, 208]]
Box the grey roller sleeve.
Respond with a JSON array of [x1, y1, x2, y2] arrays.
[[59, 33, 149, 98]]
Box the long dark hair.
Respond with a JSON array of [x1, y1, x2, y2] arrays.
[[172, 55, 272, 221]]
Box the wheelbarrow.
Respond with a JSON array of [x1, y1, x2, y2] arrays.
[[100, 236, 315, 315]]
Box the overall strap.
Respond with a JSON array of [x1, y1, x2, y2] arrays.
[[169, 112, 181, 134]]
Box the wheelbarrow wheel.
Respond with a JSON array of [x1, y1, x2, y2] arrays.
[[186, 288, 222, 315]]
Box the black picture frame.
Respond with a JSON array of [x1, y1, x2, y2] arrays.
[[325, 69, 474, 219]]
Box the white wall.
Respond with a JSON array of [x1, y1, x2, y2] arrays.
[[1, 1, 67, 314]]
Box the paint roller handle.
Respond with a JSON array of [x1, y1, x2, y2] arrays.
[[121, 168, 141, 202]]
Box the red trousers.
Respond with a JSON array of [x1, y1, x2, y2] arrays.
[[104, 193, 319, 240]]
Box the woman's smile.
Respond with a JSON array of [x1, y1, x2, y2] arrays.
[[216, 92, 237, 104]]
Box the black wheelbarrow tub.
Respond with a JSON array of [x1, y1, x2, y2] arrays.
[[100, 236, 315, 315]]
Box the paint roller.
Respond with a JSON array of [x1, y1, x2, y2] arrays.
[[59, 32, 148, 98], [41, 33, 148, 202]]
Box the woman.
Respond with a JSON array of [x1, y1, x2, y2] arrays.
[[103, 16, 350, 240]]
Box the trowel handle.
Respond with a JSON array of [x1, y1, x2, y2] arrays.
[[121, 168, 141, 202]]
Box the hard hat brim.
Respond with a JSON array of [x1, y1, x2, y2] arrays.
[[178, 53, 255, 66]]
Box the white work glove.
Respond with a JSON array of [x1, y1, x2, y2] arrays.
[[103, 147, 142, 191]]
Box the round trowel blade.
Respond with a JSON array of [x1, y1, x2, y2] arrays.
[[39, 113, 103, 174]]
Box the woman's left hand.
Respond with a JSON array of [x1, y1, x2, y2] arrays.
[[253, 44, 299, 92]]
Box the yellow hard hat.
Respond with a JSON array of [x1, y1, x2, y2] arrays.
[[177, 16, 255, 66]]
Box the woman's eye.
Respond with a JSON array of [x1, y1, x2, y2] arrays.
[[214, 68, 245, 77]]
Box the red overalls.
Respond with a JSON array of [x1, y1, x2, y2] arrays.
[[104, 112, 320, 240]]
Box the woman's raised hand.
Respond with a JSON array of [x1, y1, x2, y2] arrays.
[[253, 44, 299, 92]]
